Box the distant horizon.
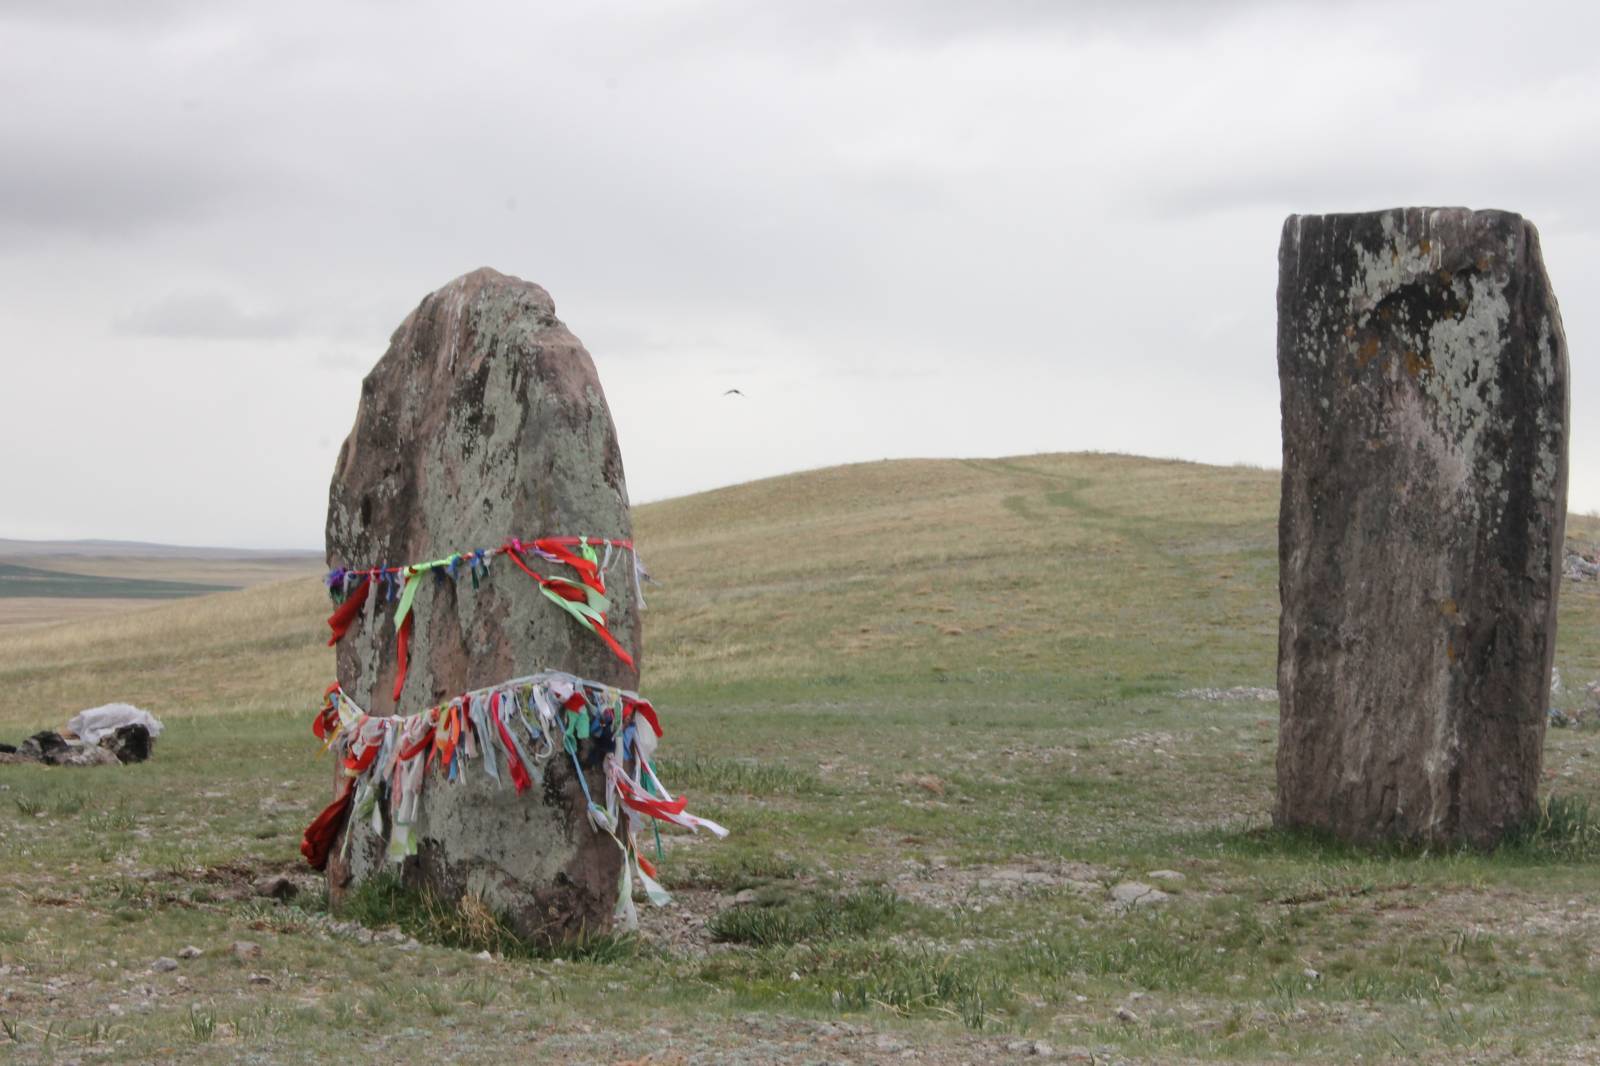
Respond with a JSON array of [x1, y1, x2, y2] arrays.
[[5, 448, 1259, 551], [5, 447, 1595, 553]]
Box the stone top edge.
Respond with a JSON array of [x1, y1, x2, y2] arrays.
[[433, 266, 554, 304], [1282, 206, 1529, 227]]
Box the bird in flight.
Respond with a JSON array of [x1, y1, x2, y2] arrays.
[[723, 388, 745, 397]]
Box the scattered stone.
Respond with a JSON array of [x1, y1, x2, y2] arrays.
[[324, 268, 641, 945], [1005, 1039, 1054, 1056], [151, 957, 178, 973], [1115, 1005, 1140, 1024], [732, 889, 759, 906], [178, 946, 202, 959], [232, 941, 261, 961], [1564, 549, 1599, 582], [1109, 882, 1169, 908], [247, 973, 273, 985], [1176, 687, 1277, 702], [874, 1034, 908, 1052], [99, 724, 155, 764], [9, 730, 124, 768], [1303, 967, 1321, 980], [253, 875, 298, 901], [1277, 207, 1569, 847], [474, 950, 493, 961], [1145, 870, 1185, 882]]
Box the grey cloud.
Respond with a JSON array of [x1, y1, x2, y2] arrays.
[[689, 0, 1368, 46], [0, 149, 245, 238], [0, 0, 231, 31], [0, 0, 1596, 547], [116, 291, 298, 340], [1149, 153, 1600, 234]]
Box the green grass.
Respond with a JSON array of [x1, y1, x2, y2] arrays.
[[339, 873, 639, 963], [708, 885, 905, 946], [2, 453, 1600, 1061]]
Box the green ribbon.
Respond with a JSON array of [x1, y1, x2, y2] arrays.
[[393, 568, 422, 629], [539, 577, 610, 633]]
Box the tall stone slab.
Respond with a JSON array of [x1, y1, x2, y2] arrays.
[[1276, 208, 1568, 847], [324, 267, 639, 939]]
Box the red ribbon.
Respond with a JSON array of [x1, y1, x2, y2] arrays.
[[392, 614, 413, 702], [533, 538, 606, 596], [325, 577, 371, 646], [502, 543, 635, 668], [613, 772, 688, 821], [311, 684, 341, 740], [490, 692, 532, 793], [625, 697, 662, 737]]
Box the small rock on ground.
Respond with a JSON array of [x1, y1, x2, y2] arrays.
[[177, 946, 202, 959], [151, 957, 178, 973], [232, 940, 262, 960], [1176, 686, 1277, 702], [1005, 1038, 1055, 1056], [253, 875, 297, 901], [1110, 881, 1170, 908]]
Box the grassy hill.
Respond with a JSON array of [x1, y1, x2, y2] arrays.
[[3, 451, 1596, 724], [0, 452, 1279, 726], [3, 453, 1600, 1063]]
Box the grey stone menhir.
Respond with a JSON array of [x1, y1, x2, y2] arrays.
[[324, 267, 639, 941], [1275, 207, 1568, 847]]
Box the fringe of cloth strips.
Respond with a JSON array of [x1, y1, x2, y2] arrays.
[[300, 671, 726, 930], [324, 536, 650, 701]]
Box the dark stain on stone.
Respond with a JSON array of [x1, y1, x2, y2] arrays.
[[1276, 207, 1568, 848]]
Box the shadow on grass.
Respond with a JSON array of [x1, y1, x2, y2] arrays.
[[1200, 795, 1600, 865], [707, 885, 903, 946], [339, 874, 638, 963]]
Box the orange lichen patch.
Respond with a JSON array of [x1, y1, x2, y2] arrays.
[[1404, 350, 1432, 378], [1420, 238, 1432, 253], [1441, 598, 1458, 616], [1356, 338, 1381, 368]]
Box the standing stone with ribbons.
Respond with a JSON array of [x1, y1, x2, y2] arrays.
[[1275, 208, 1569, 847], [323, 267, 643, 941]]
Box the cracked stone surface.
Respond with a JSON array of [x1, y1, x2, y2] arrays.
[[324, 267, 639, 942], [1275, 208, 1569, 846]]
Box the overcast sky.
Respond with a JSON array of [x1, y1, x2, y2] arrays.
[[1, 0, 1594, 549]]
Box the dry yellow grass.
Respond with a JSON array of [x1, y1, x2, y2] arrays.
[[0, 598, 170, 628], [0, 578, 329, 726], [1, 452, 1594, 729], [16, 556, 319, 586], [0, 556, 320, 629]]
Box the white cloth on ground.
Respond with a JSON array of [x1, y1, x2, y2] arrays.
[[66, 703, 165, 744]]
